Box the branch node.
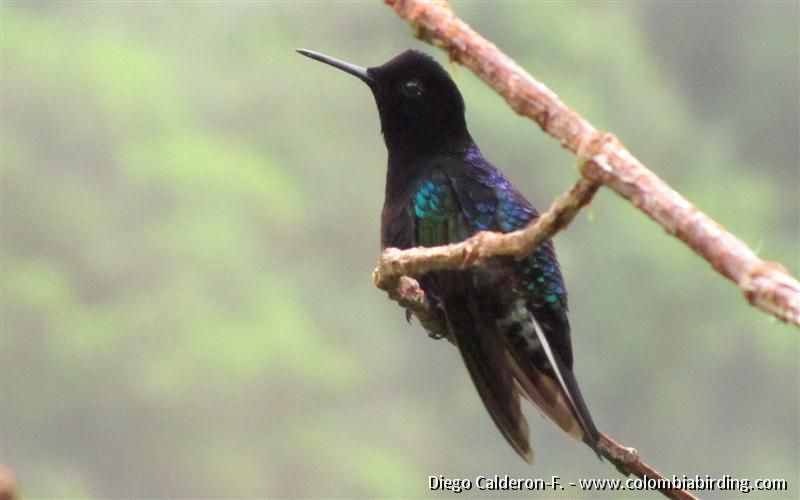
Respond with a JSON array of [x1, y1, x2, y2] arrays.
[[385, 0, 800, 327], [379, 2, 796, 498], [598, 433, 639, 464], [741, 261, 800, 324], [577, 131, 620, 178]]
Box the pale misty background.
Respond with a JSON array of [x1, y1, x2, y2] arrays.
[[2, 1, 798, 498]]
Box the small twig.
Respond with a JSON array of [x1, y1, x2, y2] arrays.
[[382, 275, 448, 340], [384, 0, 800, 326], [373, 178, 598, 290], [598, 434, 698, 500], [0, 465, 18, 500], [372, 173, 596, 341], [370, 1, 781, 496], [376, 266, 697, 500]]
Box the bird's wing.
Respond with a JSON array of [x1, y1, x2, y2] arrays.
[[448, 167, 600, 450], [436, 269, 533, 463], [380, 194, 416, 250], [410, 168, 532, 462]]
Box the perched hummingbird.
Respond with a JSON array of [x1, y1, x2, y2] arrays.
[[297, 48, 600, 462]]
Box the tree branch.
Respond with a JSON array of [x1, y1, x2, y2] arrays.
[[0, 465, 18, 500], [377, 281, 698, 500], [373, 178, 598, 291], [371, 1, 797, 497], [597, 434, 698, 500], [383, 0, 800, 327], [373, 178, 696, 500]]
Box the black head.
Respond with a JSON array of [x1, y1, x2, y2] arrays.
[[297, 49, 470, 158]]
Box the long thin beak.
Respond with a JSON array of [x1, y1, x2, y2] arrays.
[[296, 48, 374, 85]]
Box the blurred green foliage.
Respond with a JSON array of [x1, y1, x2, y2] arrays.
[[2, 2, 797, 498]]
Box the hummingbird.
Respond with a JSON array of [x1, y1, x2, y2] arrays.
[[297, 48, 600, 462]]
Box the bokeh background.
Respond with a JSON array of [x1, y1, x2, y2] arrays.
[[2, 1, 798, 498]]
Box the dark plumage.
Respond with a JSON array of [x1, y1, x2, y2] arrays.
[[297, 48, 600, 462]]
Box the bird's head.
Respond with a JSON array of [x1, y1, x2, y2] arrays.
[[297, 49, 470, 157]]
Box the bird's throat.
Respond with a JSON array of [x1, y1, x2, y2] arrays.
[[381, 125, 473, 164]]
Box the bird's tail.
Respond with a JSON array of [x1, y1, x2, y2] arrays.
[[434, 266, 602, 461], [435, 270, 534, 463], [509, 353, 602, 458], [500, 299, 601, 458]]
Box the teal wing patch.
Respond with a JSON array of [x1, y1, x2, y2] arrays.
[[413, 170, 460, 247], [516, 252, 567, 309], [411, 169, 567, 311], [494, 183, 568, 312]]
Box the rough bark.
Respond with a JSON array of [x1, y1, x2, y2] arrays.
[[371, 1, 798, 497], [382, 0, 800, 326]]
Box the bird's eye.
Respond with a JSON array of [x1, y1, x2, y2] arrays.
[[400, 79, 425, 98]]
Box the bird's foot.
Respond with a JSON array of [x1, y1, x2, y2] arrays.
[[426, 329, 447, 340], [422, 294, 447, 340]]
